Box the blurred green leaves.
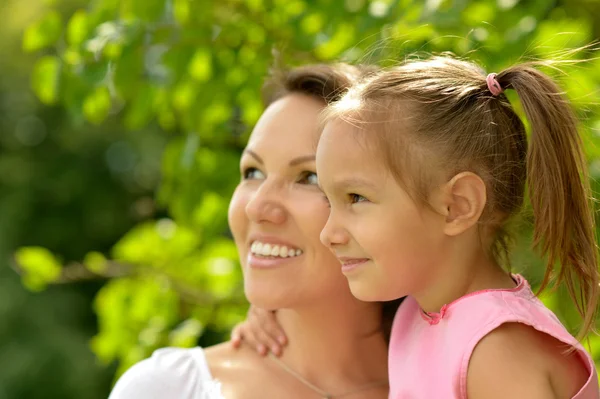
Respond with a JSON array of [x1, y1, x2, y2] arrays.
[[83, 86, 112, 124], [14, 247, 62, 291], [23, 10, 63, 52], [66, 10, 90, 46], [31, 56, 61, 105]]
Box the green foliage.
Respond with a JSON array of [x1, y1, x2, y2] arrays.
[[17, 0, 600, 390], [23, 10, 63, 52], [31, 56, 61, 105], [14, 247, 62, 291]]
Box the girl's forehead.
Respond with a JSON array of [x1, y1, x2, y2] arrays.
[[318, 119, 379, 157]]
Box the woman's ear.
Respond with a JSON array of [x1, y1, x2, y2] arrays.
[[435, 172, 487, 236]]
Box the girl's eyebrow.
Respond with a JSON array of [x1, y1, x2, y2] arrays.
[[331, 177, 378, 192], [243, 149, 316, 167]]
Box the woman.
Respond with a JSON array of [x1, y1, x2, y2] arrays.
[[108, 64, 399, 399]]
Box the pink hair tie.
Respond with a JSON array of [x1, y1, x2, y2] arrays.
[[486, 73, 503, 96]]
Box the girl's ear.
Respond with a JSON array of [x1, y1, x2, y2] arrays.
[[434, 172, 487, 236]]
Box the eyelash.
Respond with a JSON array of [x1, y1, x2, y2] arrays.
[[297, 171, 318, 185], [349, 193, 367, 204], [242, 167, 264, 180], [241, 168, 318, 185]]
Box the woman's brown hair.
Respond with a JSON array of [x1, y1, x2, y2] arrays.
[[324, 55, 599, 338], [262, 63, 379, 106]]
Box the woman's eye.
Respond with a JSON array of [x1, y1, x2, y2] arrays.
[[298, 171, 318, 185], [242, 167, 265, 180], [349, 193, 367, 204]]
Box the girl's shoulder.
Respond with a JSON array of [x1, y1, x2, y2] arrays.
[[108, 346, 224, 399], [467, 322, 596, 399]]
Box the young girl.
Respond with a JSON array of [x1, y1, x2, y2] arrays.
[[235, 55, 600, 398]]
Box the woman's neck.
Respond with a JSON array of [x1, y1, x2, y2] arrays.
[[274, 298, 389, 393]]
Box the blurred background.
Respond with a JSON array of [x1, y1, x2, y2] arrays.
[[1, 0, 600, 398]]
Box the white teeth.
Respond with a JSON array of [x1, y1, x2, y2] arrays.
[[250, 241, 302, 258], [262, 244, 272, 256]]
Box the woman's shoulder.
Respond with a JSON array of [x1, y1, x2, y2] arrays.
[[204, 342, 269, 384], [109, 346, 223, 399]]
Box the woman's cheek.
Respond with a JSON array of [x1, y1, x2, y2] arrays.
[[228, 187, 249, 239], [298, 197, 330, 232]]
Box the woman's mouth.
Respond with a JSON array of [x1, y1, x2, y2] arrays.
[[247, 241, 304, 269], [250, 241, 303, 258]]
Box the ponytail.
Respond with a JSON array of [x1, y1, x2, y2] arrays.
[[498, 65, 599, 338]]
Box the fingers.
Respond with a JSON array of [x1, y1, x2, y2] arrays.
[[251, 308, 287, 355], [229, 306, 289, 356], [259, 309, 288, 346], [229, 319, 271, 356], [242, 321, 270, 356], [230, 324, 243, 349]]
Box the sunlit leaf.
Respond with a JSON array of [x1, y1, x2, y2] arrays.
[[83, 87, 112, 124], [122, 0, 166, 22], [111, 220, 200, 267], [23, 10, 63, 52], [188, 49, 213, 82], [14, 246, 62, 291], [301, 13, 325, 35], [173, 0, 191, 25], [315, 22, 356, 60], [125, 84, 155, 129], [168, 319, 205, 347], [31, 56, 61, 105], [67, 10, 90, 46], [84, 251, 108, 274]]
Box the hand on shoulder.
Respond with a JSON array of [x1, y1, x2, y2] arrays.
[[467, 323, 589, 399]]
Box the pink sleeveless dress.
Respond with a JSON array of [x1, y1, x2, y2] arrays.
[[388, 274, 599, 398]]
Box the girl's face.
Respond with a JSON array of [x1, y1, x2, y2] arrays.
[[316, 119, 447, 302], [228, 95, 356, 310]]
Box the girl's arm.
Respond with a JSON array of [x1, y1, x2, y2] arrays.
[[467, 323, 589, 399], [230, 306, 288, 356]]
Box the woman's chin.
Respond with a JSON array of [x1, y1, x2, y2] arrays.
[[244, 283, 294, 310]]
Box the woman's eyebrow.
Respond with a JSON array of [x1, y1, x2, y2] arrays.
[[243, 150, 315, 167], [289, 155, 316, 166], [243, 149, 263, 164]]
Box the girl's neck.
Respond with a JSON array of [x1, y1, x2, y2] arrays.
[[275, 298, 389, 392], [415, 239, 516, 314]]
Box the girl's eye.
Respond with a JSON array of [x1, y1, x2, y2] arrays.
[[298, 171, 318, 185], [242, 167, 265, 180], [349, 193, 367, 204]]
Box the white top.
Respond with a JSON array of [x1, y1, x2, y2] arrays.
[[108, 347, 225, 399]]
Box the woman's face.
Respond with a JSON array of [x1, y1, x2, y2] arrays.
[[228, 93, 353, 310]]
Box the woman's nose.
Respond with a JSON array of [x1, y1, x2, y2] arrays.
[[245, 181, 287, 225]]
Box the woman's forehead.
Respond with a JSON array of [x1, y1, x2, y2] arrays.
[[248, 94, 324, 150]]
